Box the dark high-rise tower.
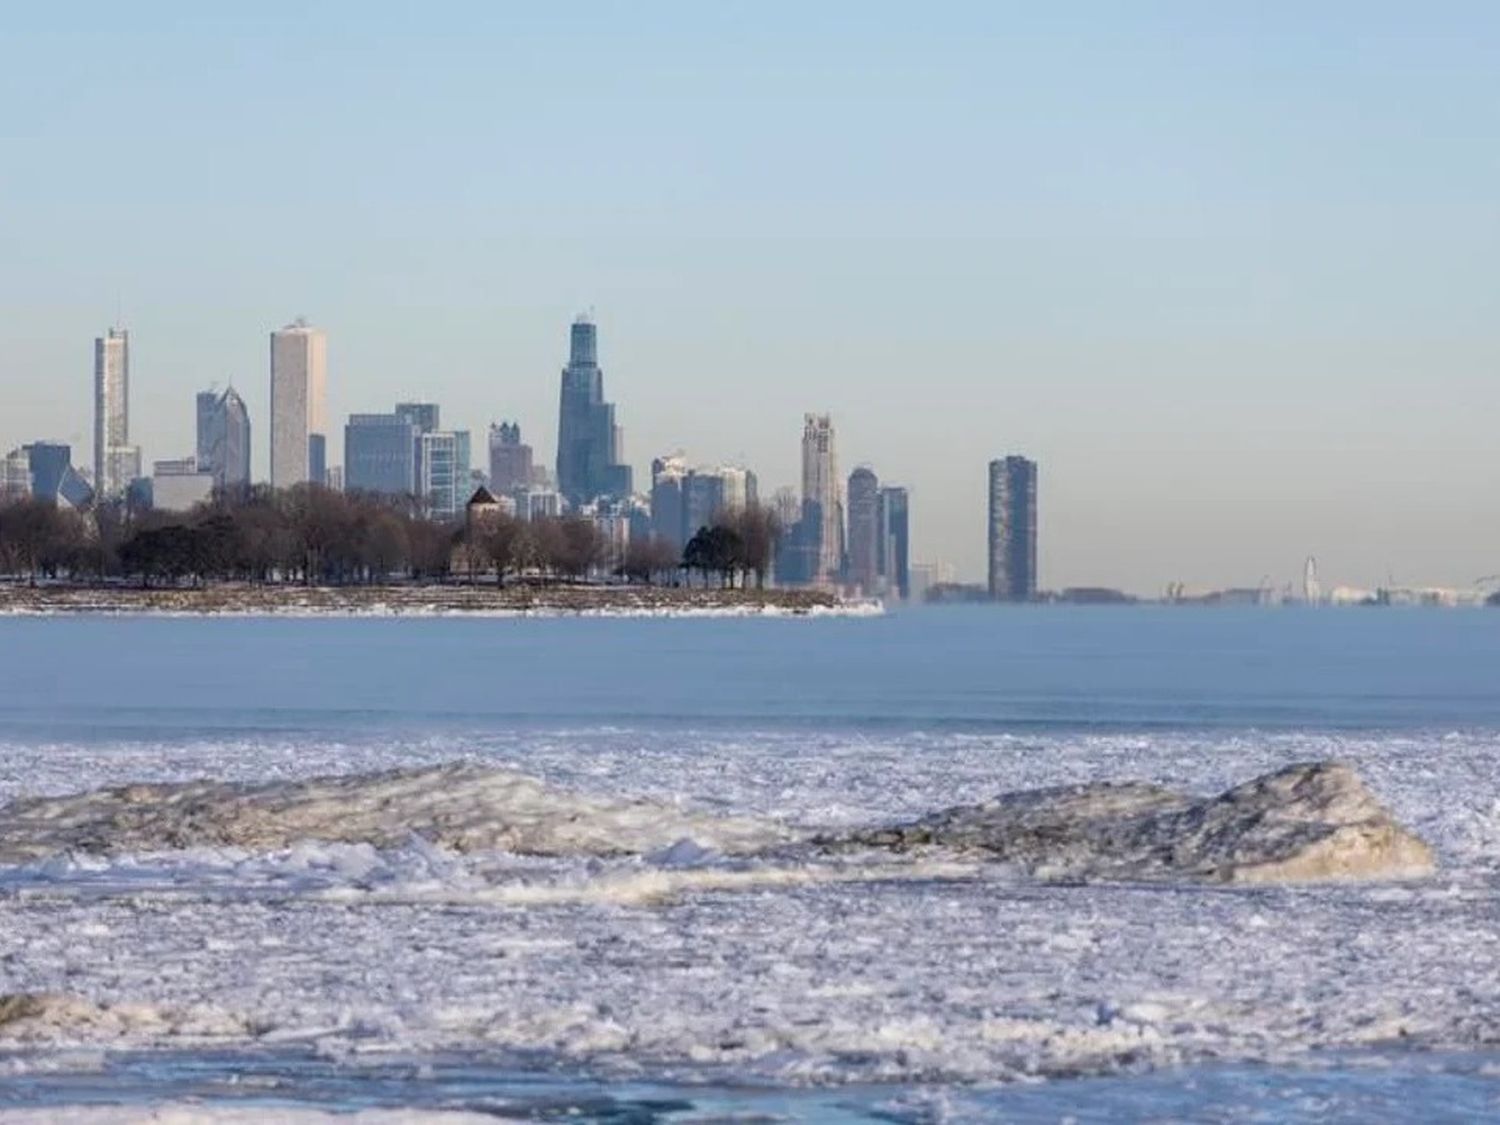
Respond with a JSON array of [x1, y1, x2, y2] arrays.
[[988, 457, 1037, 601], [846, 467, 880, 594], [878, 485, 910, 600], [556, 316, 631, 507]]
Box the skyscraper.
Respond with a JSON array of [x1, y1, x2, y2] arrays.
[[988, 456, 1038, 601], [556, 315, 632, 507], [196, 390, 219, 468], [94, 326, 139, 500], [845, 467, 880, 594], [196, 387, 251, 491], [419, 429, 471, 520], [800, 414, 842, 585], [269, 319, 328, 489], [878, 485, 911, 600], [345, 413, 420, 497], [488, 422, 534, 494]]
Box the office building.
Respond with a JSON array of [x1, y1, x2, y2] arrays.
[[987, 456, 1038, 601], [845, 467, 880, 594], [877, 485, 910, 600], [395, 402, 440, 435], [105, 447, 142, 498], [649, 456, 688, 550], [418, 429, 472, 520], [94, 326, 139, 500], [152, 457, 215, 512], [800, 414, 843, 585], [26, 443, 94, 510], [1, 448, 31, 499], [269, 319, 328, 488], [649, 457, 758, 550], [518, 487, 562, 522], [345, 413, 420, 497], [556, 315, 632, 506], [196, 386, 251, 491], [195, 390, 218, 468], [488, 422, 534, 494]]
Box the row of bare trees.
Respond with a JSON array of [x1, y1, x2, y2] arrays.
[[0, 487, 783, 589]]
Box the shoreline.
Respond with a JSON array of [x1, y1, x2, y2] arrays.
[[0, 582, 878, 618]]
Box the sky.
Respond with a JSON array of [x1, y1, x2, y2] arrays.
[[1, 1, 1497, 594]]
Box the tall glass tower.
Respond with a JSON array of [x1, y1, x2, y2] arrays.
[[987, 456, 1038, 601], [555, 316, 631, 507], [94, 326, 139, 499]]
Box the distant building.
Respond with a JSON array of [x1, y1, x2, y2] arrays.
[[345, 413, 420, 497], [1, 448, 31, 499], [270, 319, 328, 489], [800, 414, 842, 585], [104, 447, 142, 499], [878, 485, 910, 599], [845, 467, 880, 594], [151, 456, 214, 512], [908, 562, 938, 604], [465, 485, 503, 533], [1059, 587, 1135, 605], [556, 315, 632, 507], [325, 465, 344, 492], [94, 326, 139, 501], [717, 466, 757, 512], [26, 443, 93, 509], [770, 486, 800, 533], [649, 456, 688, 550], [395, 402, 440, 436], [195, 390, 218, 468], [418, 430, 471, 520], [987, 456, 1038, 601], [488, 422, 534, 495], [195, 386, 251, 492], [649, 456, 757, 550], [518, 487, 562, 521]]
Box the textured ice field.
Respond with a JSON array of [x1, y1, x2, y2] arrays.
[[0, 726, 1499, 1095]]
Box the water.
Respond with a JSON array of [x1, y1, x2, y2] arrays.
[[0, 605, 1497, 1120]]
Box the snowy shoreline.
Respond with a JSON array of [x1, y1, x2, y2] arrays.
[[0, 584, 879, 618]]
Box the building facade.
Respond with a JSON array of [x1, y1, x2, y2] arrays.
[[556, 316, 632, 507], [27, 443, 94, 509], [845, 467, 880, 594], [488, 422, 534, 495], [800, 414, 843, 585], [345, 413, 420, 497], [269, 319, 328, 489], [987, 456, 1038, 601], [152, 457, 215, 512], [1, 448, 31, 499], [877, 485, 911, 600], [418, 429, 472, 521], [94, 326, 139, 500], [196, 387, 251, 492], [649, 457, 758, 551]]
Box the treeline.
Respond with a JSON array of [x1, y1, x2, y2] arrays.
[[0, 486, 781, 588]]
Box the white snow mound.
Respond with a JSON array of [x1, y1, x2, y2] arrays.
[[0, 763, 786, 862], [839, 760, 1436, 883]]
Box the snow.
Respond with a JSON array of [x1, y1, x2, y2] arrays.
[[0, 727, 1496, 1089]]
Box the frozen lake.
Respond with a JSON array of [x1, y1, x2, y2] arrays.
[[0, 606, 1498, 1120]]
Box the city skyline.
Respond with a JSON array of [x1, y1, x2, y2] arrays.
[[3, 6, 1498, 593]]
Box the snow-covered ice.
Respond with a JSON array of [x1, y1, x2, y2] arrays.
[[0, 726, 1495, 1091]]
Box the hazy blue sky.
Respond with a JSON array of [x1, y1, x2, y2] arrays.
[[2, 2, 1497, 593]]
